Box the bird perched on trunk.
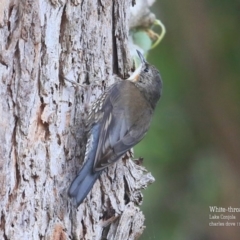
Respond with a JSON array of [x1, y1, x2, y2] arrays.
[[68, 50, 162, 206]]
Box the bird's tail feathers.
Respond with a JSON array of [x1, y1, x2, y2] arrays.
[[68, 160, 102, 206]]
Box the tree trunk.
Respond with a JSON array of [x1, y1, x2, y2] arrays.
[[0, 0, 155, 239]]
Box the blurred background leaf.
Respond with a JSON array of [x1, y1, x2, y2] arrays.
[[134, 1, 240, 239]]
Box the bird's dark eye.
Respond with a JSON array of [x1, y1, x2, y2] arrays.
[[144, 68, 149, 73]]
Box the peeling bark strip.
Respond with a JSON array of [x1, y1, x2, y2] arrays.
[[0, 0, 155, 239]]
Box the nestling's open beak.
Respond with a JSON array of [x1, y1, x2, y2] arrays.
[[127, 50, 146, 82]]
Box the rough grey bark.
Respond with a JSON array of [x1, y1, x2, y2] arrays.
[[0, 0, 155, 239]]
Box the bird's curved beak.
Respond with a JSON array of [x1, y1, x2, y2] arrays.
[[136, 50, 147, 64], [127, 50, 146, 82]]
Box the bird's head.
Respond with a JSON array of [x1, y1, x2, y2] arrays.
[[127, 50, 163, 108]]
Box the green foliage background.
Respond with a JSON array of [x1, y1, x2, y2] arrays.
[[135, 1, 240, 239]]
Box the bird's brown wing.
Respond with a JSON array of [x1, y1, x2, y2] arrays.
[[93, 81, 153, 171]]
